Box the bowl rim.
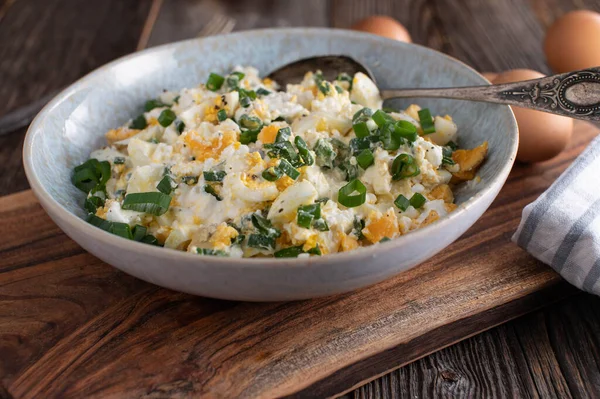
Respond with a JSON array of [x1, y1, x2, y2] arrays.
[[23, 27, 518, 268]]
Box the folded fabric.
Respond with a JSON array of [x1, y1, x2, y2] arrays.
[[513, 134, 600, 295]]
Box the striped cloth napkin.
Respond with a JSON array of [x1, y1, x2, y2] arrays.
[[513, 134, 600, 295]]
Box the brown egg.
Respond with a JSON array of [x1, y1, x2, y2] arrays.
[[351, 16, 412, 43], [544, 10, 600, 73], [493, 69, 573, 163], [481, 72, 499, 82]]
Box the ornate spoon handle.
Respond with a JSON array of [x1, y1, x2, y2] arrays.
[[381, 67, 600, 121]]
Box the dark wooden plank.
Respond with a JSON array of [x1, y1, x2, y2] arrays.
[[146, 0, 329, 48], [0, 0, 152, 197], [0, 122, 595, 398]]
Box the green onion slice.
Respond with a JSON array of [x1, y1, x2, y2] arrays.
[[275, 127, 291, 142], [238, 114, 262, 131], [156, 175, 175, 195], [313, 218, 329, 231], [418, 108, 436, 134], [248, 234, 276, 251], [204, 184, 222, 201], [391, 154, 420, 180], [353, 121, 370, 138], [206, 73, 225, 91], [314, 139, 336, 169], [338, 179, 367, 208], [262, 166, 283, 181], [264, 141, 300, 165], [197, 248, 228, 256], [394, 120, 418, 142], [84, 195, 104, 213], [256, 88, 271, 96], [294, 136, 314, 166], [274, 246, 304, 258], [217, 109, 227, 122], [175, 119, 186, 133], [297, 211, 314, 229], [130, 114, 147, 130], [203, 170, 226, 182], [158, 109, 176, 127], [356, 149, 374, 169], [251, 214, 281, 238], [144, 99, 166, 112], [379, 124, 402, 151], [113, 157, 126, 165], [394, 194, 410, 211], [372, 110, 395, 127], [278, 159, 300, 180], [122, 192, 172, 215], [72, 159, 111, 193], [410, 193, 427, 209], [132, 225, 147, 241]]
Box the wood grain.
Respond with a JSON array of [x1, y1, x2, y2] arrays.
[[3, 0, 600, 397], [0, 0, 152, 197], [0, 122, 596, 398]]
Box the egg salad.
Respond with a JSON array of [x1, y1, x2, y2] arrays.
[[71, 66, 488, 258]]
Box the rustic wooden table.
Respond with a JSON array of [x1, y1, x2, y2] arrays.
[[2, 0, 600, 397]]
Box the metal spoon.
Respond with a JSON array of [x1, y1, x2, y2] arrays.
[[267, 56, 600, 122]]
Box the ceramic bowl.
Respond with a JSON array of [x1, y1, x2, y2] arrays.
[[23, 28, 518, 301]]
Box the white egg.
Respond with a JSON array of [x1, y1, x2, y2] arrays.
[[350, 72, 383, 110], [267, 180, 318, 224]]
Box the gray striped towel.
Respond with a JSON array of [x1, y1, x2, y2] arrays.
[[513, 134, 600, 295]]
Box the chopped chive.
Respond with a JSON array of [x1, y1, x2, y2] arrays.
[[217, 109, 227, 122], [240, 130, 260, 144], [314, 139, 336, 169], [158, 109, 176, 127], [204, 184, 222, 201], [197, 248, 228, 256], [447, 141, 458, 150], [353, 217, 366, 240], [203, 170, 226, 182], [144, 99, 166, 112], [226, 72, 245, 89], [379, 237, 391, 243], [338, 160, 358, 181], [391, 154, 420, 180], [294, 136, 314, 166], [157, 175, 175, 195], [140, 235, 159, 245], [313, 218, 329, 231], [314, 72, 331, 95], [248, 234, 276, 250], [297, 211, 314, 229], [349, 136, 374, 155], [335, 86, 343, 93], [274, 246, 305, 258], [122, 192, 172, 215], [316, 197, 329, 204], [251, 214, 281, 238], [173, 95, 180, 104], [394, 194, 410, 211], [410, 193, 427, 209], [238, 114, 262, 131], [113, 157, 126, 165], [84, 195, 104, 213], [132, 225, 147, 241], [86, 214, 132, 239], [182, 176, 199, 185], [278, 159, 300, 180], [356, 149, 374, 169], [372, 110, 394, 127], [72, 159, 111, 193], [238, 88, 257, 108], [206, 73, 225, 91], [275, 127, 291, 142], [175, 119, 186, 133], [353, 121, 370, 138], [336, 72, 353, 90], [338, 179, 367, 208], [264, 141, 300, 165], [379, 123, 401, 151], [307, 245, 322, 256], [352, 108, 373, 124], [418, 108, 436, 134], [394, 120, 418, 142], [298, 203, 321, 219], [442, 146, 455, 165], [256, 88, 271, 96], [130, 114, 147, 130], [262, 166, 283, 181]]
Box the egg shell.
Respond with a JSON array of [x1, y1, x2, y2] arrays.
[[544, 10, 600, 73], [493, 69, 573, 163], [481, 72, 499, 82], [351, 16, 412, 43]]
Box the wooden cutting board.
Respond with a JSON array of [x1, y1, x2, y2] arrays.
[[1, 122, 596, 399]]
